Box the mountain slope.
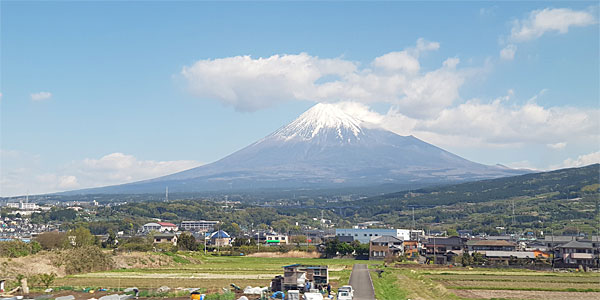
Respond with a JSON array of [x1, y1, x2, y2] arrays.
[[65, 103, 527, 194], [353, 163, 600, 209]]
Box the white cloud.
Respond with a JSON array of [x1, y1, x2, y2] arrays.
[[181, 53, 357, 112], [510, 8, 597, 42], [0, 151, 201, 196], [30, 91, 52, 101], [58, 175, 79, 189], [500, 44, 517, 60], [553, 151, 600, 169], [504, 160, 538, 170], [373, 51, 420, 73], [345, 88, 599, 149], [547, 142, 567, 150], [77, 153, 200, 183], [181, 38, 465, 117]]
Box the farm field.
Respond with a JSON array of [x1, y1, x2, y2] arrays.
[[55, 254, 372, 293], [52, 254, 600, 300], [370, 265, 600, 300]]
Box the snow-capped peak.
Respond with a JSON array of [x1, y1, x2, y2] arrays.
[[272, 103, 364, 141]]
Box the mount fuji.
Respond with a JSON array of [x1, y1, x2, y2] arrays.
[[66, 103, 526, 194]]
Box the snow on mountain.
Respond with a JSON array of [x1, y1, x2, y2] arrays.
[[272, 103, 364, 142], [64, 103, 528, 194]]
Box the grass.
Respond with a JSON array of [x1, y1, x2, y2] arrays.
[[52, 253, 600, 300], [370, 269, 409, 300], [55, 254, 373, 293]]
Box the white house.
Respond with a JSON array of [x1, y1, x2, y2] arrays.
[[142, 222, 179, 233]]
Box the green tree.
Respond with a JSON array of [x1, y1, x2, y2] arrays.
[[103, 230, 117, 248], [290, 235, 307, 246], [178, 232, 198, 251], [38, 273, 56, 289], [272, 220, 290, 234], [66, 227, 96, 248], [353, 243, 370, 256], [36, 232, 67, 250], [447, 228, 458, 236], [461, 252, 472, 266], [221, 222, 242, 237]]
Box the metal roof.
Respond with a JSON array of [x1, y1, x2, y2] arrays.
[[557, 240, 593, 249], [467, 240, 516, 246], [371, 235, 403, 243], [481, 251, 537, 259]]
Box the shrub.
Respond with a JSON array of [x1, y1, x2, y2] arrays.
[[38, 273, 56, 288], [59, 246, 114, 275], [0, 240, 41, 257], [36, 232, 68, 250]]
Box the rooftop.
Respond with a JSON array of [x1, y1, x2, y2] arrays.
[[467, 240, 516, 246], [557, 240, 593, 249]]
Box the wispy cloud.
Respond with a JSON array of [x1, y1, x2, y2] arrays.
[[510, 8, 597, 42], [552, 151, 600, 169], [30, 91, 52, 101], [547, 142, 567, 150], [0, 151, 201, 196], [500, 44, 517, 60], [498, 7, 597, 60]]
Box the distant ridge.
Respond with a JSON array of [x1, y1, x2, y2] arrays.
[[63, 103, 528, 194]]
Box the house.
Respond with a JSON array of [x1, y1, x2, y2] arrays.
[[142, 222, 178, 233], [424, 236, 465, 255], [542, 235, 578, 249], [335, 228, 411, 244], [282, 264, 328, 291], [153, 233, 178, 246], [404, 240, 420, 258], [369, 235, 404, 260], [210, 230, 232, 247], [467, 240, 517, 252], [265, 233, 289, 245], [555, 240, 596, 268], [157, 222, 178, 232]]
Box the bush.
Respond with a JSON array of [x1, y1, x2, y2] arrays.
[[38, 273, 57, 288], [36, 232, 68, 250], [119, 236, 153, 252], [0, 240, 42, 257], [59, 246, 114, 275]]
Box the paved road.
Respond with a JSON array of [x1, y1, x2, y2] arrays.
[[348, 264, 376, 300]]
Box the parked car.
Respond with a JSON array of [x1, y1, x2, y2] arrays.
[[336, 290, 352, 300], [338, 285, 354, 298], [303, 292, 324, 300]]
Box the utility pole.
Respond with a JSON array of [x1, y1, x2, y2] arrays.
[[412, 207, 416, 230], [433, 236, 436, 265]]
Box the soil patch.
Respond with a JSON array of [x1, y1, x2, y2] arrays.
[[453, 289, 600, 300]]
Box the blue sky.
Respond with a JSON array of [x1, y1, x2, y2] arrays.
[[1, 1, 598, 196]]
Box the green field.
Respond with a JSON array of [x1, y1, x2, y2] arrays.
[[55, 254, 375, 293], [54, 255, 600, 299], [370, 266, 600, 300]]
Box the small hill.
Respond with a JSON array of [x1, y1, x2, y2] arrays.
[[358, 164, 599, 207]]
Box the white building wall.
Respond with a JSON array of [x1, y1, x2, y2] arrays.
[[335, 228, 412, 244]]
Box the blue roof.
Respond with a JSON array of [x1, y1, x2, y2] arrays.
[[211, 230, 230, 238]]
